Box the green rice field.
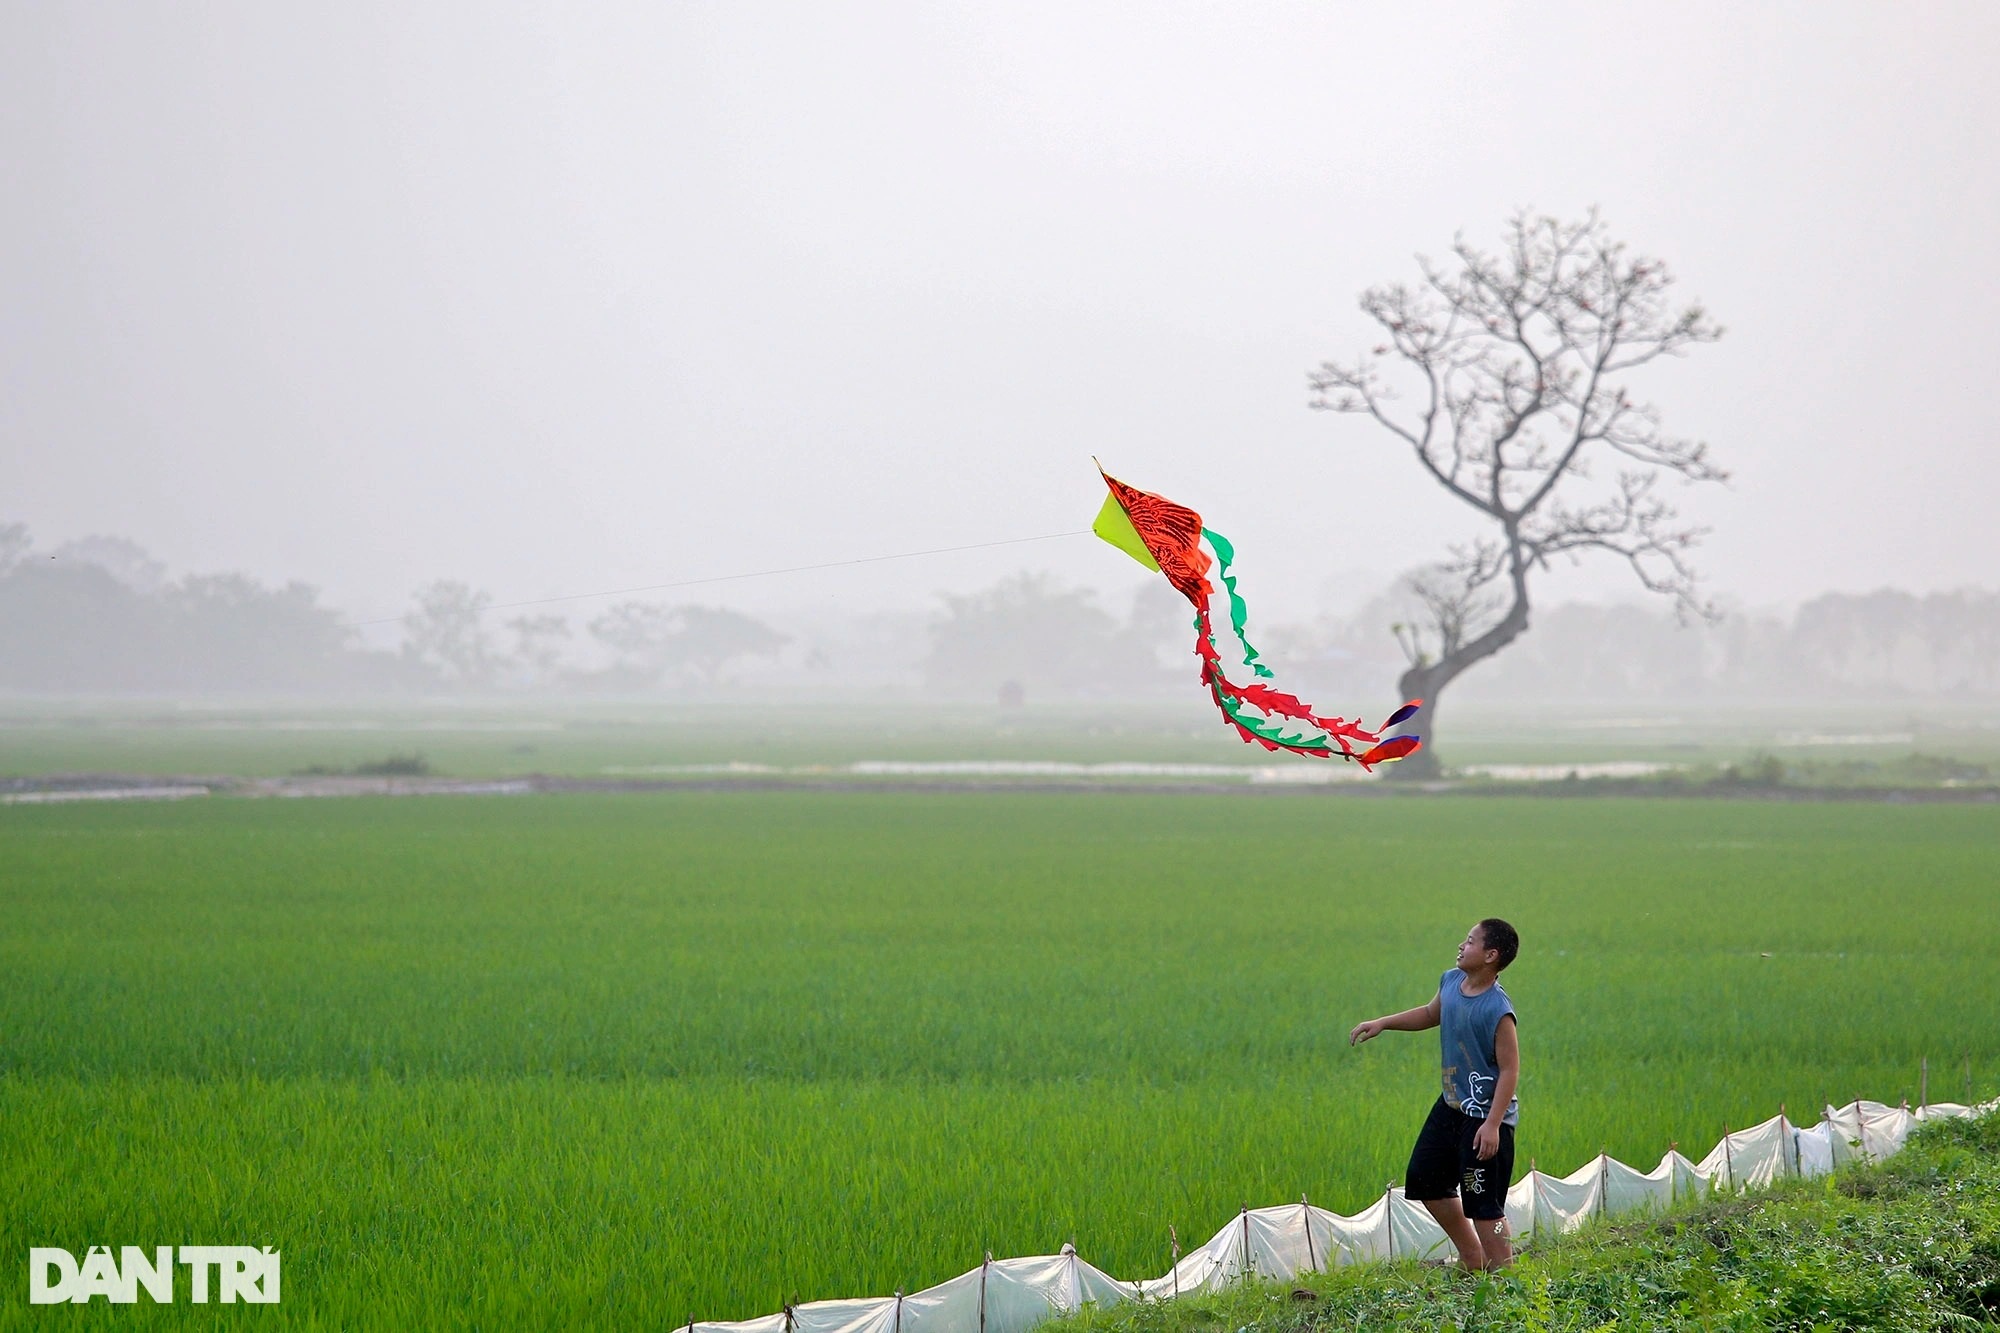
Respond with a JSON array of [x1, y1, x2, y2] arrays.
[[4, 790, 1997, 1327]]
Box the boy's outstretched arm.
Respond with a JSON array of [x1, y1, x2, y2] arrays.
[[1349, 990, 1441, 1045], [1473, 1015, 1519, 1160]]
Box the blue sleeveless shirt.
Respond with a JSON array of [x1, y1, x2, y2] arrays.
[[1438, 968, 1517, 1126]]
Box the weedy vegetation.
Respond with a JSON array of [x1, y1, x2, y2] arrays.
[[1042, 1109, 2000, 1332]]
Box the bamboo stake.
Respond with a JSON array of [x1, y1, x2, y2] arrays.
[[1301, 1193, 1318, 1273], [978, 1253, 989, 1333]]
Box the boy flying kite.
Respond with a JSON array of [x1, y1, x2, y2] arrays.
[[1349, 919, 1521, 1271]]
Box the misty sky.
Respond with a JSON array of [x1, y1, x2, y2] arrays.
[[5, 3, 1997, 634]]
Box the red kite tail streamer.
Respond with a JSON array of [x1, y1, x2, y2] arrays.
[[1092, 467, 1422, 769]]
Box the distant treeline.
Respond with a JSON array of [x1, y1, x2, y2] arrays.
[[1269, 583, 2000, 706], [0, 534, 420, 694], [1454, 589, 2000, 702], [2, 524, 1994, 700], [913, 574, 2000, 704]]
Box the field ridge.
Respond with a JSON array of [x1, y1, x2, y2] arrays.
[[1042, 1107, 2000, 1332]]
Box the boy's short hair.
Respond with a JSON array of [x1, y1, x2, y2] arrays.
[[1477, 917, 1519, 971]]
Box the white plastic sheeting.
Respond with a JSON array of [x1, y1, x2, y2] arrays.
[[693, 1249, 1138, 1333], [685, 1098, 1996, 1333]]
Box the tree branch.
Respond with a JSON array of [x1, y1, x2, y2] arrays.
[[1313, 209, 1723, 618], [1311, 212, 1727, 751]]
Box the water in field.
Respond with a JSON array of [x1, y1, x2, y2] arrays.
[[3, 791, 1996, 1325]]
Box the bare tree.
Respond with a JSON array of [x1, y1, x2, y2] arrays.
[[1310, 211, 1725, 775], [1389, 563, 1506, 680], [588, 602, 679, 686], [506, 613, 572, 684], [403, 580, 496, 687]]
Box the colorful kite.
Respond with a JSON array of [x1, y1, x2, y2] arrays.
[[1092, 465, 1422, 768]]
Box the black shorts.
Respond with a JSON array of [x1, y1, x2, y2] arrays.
[[1405, 1097, 1515, 1220]]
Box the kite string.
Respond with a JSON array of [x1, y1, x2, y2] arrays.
[[350, 530, 1092, 627]]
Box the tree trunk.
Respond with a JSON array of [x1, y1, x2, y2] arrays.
[[1382, 663, 1446, 781], [1381, 560, 1533, 781]]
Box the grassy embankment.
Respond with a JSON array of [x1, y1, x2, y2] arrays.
[[1044, 1109, 2000, 1332]]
